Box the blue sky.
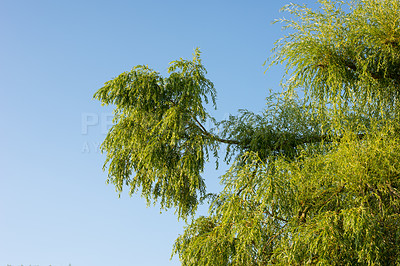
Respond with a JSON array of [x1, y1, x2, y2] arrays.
[[0, 1, 315, 265]]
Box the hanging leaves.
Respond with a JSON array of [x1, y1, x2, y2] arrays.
[[94, 49, 218, 218]]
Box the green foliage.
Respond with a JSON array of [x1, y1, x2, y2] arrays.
[[217, 92, 326, 161], [94, 49, 218, 218], [174, 127, 400, 265], [95, 0, 400, 264], [270, 0, 400, 124]]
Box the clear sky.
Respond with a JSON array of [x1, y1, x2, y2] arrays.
[[0, 1, 315, 265]]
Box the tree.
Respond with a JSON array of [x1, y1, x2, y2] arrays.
[[94, 0, 400, 264]]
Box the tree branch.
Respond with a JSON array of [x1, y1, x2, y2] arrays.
[[191, 116, 242, 145]]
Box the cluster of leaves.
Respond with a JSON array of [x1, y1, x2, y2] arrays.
[[94, 49, 218, 217], [174, 125, 400, 265], [95, 0, 400, 264], [270, 0, 400, 122], [216, 91, 327, 162]]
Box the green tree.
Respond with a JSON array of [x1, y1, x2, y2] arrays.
[[94, 0, 400, 264]]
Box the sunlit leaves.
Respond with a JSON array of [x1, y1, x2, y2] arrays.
[[173, 0, 400, 264], [270, 0, 400, 124], [94, 49, 217, 218], [175, 126, 400, 265]]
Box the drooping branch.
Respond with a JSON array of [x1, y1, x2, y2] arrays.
[[191, 116, 242, 146]]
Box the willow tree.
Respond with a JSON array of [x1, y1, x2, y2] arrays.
[[95, 0, 400, 264]]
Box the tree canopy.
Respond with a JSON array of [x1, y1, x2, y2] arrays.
[[95, 0, 400, 264]]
